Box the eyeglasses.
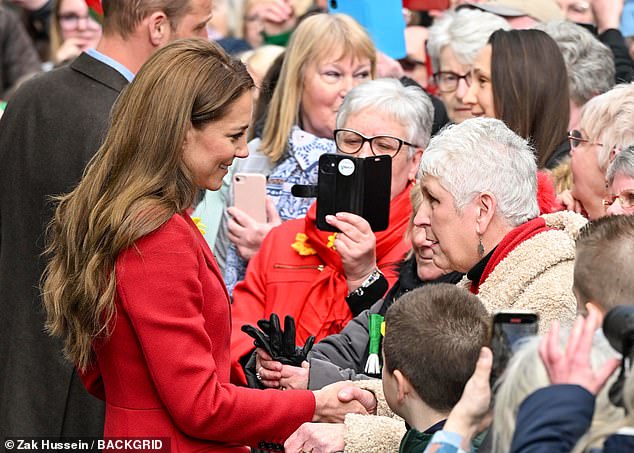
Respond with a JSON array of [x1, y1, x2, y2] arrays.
[[432, 71, 472, 93], [568, 129, 603, 149], [334, 128, 417, 158], [602, 189, 634, 209], [58, 13, 100, 31]]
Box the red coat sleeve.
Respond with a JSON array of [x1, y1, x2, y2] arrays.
[[116, 218, 315, 446], [230, 227, 272, 385], [79, 362, 105, 401]]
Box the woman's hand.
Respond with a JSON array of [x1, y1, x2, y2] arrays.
[[253, 0, 297, 37], [312, 381, 376, 423], [255, 348, 282, 388], [55, 38, 88, 63], [284, 422, 346, 453], [227, 196, 281, 260], [556, 189, 586, 215], [539, 311, 620, 395], [325, 213, 377, 292]]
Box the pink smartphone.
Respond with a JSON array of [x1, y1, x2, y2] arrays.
[[233, 173, 267, 223]]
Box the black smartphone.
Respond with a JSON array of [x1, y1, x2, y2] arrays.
[[315, 154, 392, 232], [490, 311, 539, 387]]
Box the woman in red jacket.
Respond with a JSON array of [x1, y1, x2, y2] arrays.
[[41, 39, 371, 453]]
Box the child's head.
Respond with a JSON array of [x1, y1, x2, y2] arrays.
[[574, 214, 634, 316], [382, 283, 489, 416]]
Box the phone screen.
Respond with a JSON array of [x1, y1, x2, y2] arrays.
[[490, 313, 539, 387]]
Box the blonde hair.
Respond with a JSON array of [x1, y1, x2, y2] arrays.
[[259, 13, 376, 163], [491, 333, 622, 452], [580, 83, 634, 171], [42, 39, 254, 369]]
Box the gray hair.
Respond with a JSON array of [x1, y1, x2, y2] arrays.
[[491, 333, 622, 453], [426, 8, 510, 73], [419, 118, 539, 227], [536, 20, 614, 106], [607, 144, 634, 185], [581, 83, 634, 170], [336, 78, 434, 157]]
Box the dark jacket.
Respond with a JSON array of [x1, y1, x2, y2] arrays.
[[0, 52, 128, 437], [307, 257, 463, 389], [0, 5, 41, 97], [511, 384, 634, 453]]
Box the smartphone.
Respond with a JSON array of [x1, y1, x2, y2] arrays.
[[315, 154, 391, 232], [328, 0, 407, 59], [490, 311, 539, 387], [233, 173, 267, 223]]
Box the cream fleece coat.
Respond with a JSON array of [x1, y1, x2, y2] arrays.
[[460, 211, 587, 333]]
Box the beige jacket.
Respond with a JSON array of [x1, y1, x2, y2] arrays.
[[460, 211, 587, 333]]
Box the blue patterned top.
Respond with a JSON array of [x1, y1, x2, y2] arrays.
[[223, 126, 337, 295]]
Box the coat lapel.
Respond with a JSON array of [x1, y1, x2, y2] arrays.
[[70, 52, 129, 94]]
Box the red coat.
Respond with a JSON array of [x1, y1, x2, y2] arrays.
[[81, 213, 314, 452], [230, 188, 412, 384]]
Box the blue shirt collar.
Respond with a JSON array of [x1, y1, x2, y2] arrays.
[[85, 48, 135, 82]]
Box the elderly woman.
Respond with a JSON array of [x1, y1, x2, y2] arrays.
[[606, 145, 634, 216], [415, 117, 585, 331], [230, 78, 432, 384], [426, 8, 509, 124], [463, 29, 570, 170], [564, 83, 634, 219], [210, 13, 376, 294], [253, 186, 464, 391]]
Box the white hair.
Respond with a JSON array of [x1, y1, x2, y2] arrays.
[[536, 21, 614, 106], [426, 8, 510, 73], [419, 118, 539, 227], [607, 144, 634, 185], [491, 333, 622, 453], [580, 83, 634, 170], [336, 78, 434, 157]]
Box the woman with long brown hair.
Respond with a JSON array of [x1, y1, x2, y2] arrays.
[[42, 38, 371, 452]]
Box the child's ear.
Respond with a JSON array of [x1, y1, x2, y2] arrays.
[[393, 370, 411, 403]]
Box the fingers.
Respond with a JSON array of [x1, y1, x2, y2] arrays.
[[255, 347, 273, 362], [265, 196, 282, 225], [473, 347, 493, 382], [227, 206, 256, 230], [325, 212, 372, 237], [337, 387, 376, 414], [593, 358, 621, 394]]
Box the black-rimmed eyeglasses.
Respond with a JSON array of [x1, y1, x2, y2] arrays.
[[334, 128, 418, 158], [433, 71, 472, 93]]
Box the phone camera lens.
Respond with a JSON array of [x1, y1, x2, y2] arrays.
[[330, 0, 337, 8]]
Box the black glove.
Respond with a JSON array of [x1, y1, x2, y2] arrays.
[[241, 313, 315, 367]]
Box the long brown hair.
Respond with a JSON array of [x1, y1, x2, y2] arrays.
[[42, 39, 254, 369], [490, 29, 569, 168]]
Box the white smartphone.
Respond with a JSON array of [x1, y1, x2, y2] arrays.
[[233, 173, 267, 223]]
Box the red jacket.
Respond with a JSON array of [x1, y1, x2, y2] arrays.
[[230, 188, 412, 384], [81, 213, 314, 452]]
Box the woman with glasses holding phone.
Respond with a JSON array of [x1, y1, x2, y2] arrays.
[[229, 78, 431, 385], [50, 0, 102, 65], [560, 83, 634, 219]]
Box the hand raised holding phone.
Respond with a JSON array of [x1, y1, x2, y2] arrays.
[[228, 173, 281, 261]]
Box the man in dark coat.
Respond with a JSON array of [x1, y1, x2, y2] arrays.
[[0, 0, 212, 438]]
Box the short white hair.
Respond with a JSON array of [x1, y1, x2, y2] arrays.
[[607, 144, 634, 186], [580, 83, 634, 171], [536, 21, 614, 106], [419, 118, 539, 227], [336, 78, 434, 157], [426, 8, 510, 73]]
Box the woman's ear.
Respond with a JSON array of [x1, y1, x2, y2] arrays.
[[407, 147, 424, 181], [475, 191, 497, 234]]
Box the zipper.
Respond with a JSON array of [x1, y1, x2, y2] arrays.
[[274, 263, 324, 271]]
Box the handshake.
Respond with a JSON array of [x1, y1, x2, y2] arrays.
[[241, 313, 315, 388]]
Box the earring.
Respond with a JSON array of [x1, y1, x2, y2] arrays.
[[478, 236, 485, 257]]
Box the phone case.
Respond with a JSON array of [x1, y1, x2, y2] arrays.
[[328, 0, 406, 59], [233, 173, 267, 224], [315, 154, 392, 232]]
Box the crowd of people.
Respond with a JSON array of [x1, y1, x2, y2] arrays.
[[1, 0, 634, 452]]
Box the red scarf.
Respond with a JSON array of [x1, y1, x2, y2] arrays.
[[295, 183, 413, 341], [470, 217, 553, 295]]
